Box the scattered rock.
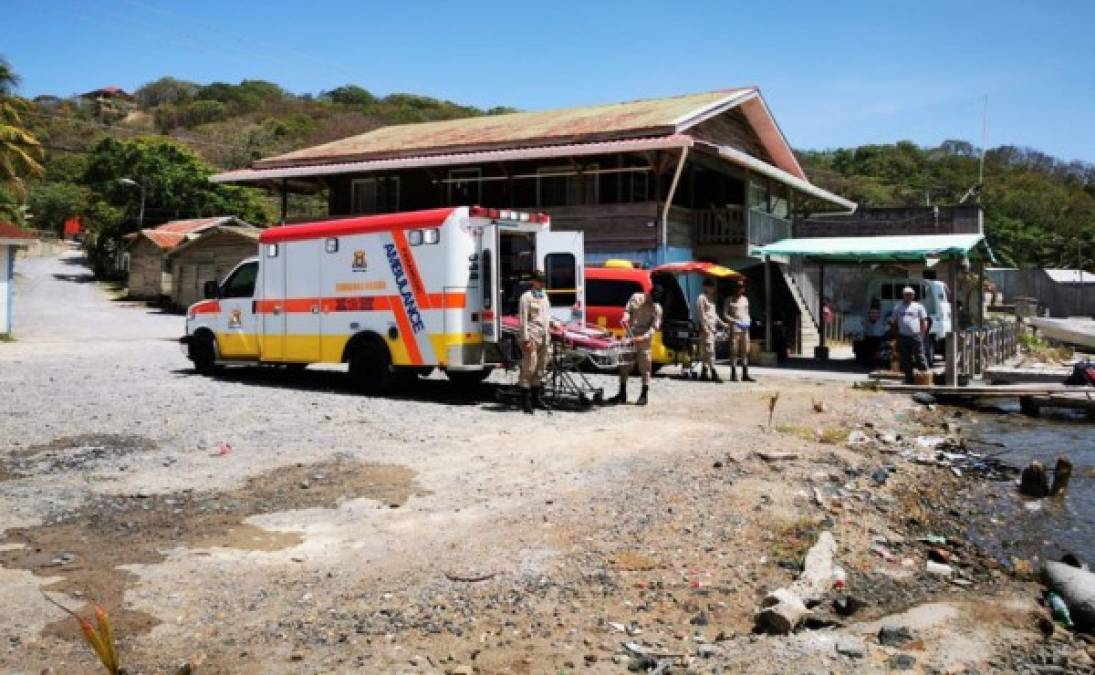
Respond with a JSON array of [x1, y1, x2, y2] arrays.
[[871, 467, 889, 486], [911, 392, 935, 405], [835, 636, 866, 658], [696, 644, 718, 659], [1020, 461, 1049, 498], [887, 653, 916, 670], [833, 596, 867, 617], [878, 625, 913, 647], [689, 612, 708, 626]]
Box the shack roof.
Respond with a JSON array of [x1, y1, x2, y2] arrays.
[[166, 224, 261, 258], [0, 221, 37, 246], [757, 234, 990, 263], [126, 217, 243, 252]]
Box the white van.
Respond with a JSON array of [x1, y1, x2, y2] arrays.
[[865, 277, 952, 362]]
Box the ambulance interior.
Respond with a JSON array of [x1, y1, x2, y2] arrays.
[[497, 231, 536, 316], [649, 270, 691, 350]]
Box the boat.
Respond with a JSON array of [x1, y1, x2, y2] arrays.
[[1028, 316, 1095, 351]]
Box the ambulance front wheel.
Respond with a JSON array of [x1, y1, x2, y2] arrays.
[[189, 331, 218, 376], [348, 340, 392, 395]]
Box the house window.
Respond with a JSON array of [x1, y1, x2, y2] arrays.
[[748, 180, 770, 213], [352, 176, 400, 214], [447, 168, 481, 205], [536, 165, 598, 207]]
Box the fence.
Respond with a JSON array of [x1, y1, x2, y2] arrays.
[[955, 321, 1021, 379], [823, 311, 849, 344]]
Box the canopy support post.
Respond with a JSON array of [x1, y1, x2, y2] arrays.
[[764, 255, 773, 355], [977, 260, 985, 328], [945, 258, 959, 386], [814, 260, 828, 360]]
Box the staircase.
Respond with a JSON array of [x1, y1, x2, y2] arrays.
[[778, 261, 821, 355]]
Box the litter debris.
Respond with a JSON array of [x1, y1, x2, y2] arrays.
[[755, 532, 837, 634], [1043, 561, 1095, 631], [756, 451, 799, 462], [214, 442, 232, 457], [925, 561, 953, 576], [443, 570, 499, 583]]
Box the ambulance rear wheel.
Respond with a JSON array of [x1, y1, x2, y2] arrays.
[[349, 341, 392, 395], [189, 332, 217, 376]]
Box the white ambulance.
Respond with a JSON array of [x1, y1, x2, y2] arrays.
[[182, 206, 584, 393]]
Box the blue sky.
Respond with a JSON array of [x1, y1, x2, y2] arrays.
[[6, 0, 1095, 162]]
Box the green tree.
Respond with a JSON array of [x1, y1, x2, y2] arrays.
[[134, 76, 199, 107], [0, 57, 44, 195], [80, 136, 271, 275], [320, 84, 376, 106], [27, 182, 87, 234]]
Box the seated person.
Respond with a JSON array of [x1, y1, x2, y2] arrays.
[[853, 306, 891, 364]]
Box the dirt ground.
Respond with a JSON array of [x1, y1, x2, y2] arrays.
[[1, 249, 1090, 674]]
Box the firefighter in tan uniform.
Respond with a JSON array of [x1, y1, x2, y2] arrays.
[[611, 285, 663, 406], [721, 281, 756, 382], [518, 271, 558, 414], [695, 278, 728, 382]]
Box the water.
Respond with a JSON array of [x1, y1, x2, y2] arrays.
[[965, 407, 1095, 565]]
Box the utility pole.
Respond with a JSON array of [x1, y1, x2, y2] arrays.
[[120, 178, 147, 228]]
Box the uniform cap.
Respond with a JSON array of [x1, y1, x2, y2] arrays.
[[902, 286, 915, 295], [531, 270, 545, 282]]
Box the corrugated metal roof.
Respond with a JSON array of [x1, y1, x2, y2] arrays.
[[154, 217, 232, 234], [1045, 269, 1095, 284], [212, 135, 694, 184], [142, 231, 187, 251], [254, 89, 753, 168], [758, 234, 986, 262], [166, 224, 262, 258], [0, 221, 36, 243]]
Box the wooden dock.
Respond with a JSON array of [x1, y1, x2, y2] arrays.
[[878, 382, 1094, 417], [983, 365, 1070, 385], [879, 382, 1080, 397]]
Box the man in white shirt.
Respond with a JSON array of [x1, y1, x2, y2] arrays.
[[890, 286, 928, 383]]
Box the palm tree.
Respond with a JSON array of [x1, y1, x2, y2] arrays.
[[0, 57, 44, 196]]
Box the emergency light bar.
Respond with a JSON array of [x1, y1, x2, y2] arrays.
[[469, 206, 551, 224]]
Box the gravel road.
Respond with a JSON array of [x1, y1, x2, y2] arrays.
[[0, 249, 1076, 674]]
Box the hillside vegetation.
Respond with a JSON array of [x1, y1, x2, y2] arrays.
[[2, 66, 1092, 273], [798, 141, 1095, 269]]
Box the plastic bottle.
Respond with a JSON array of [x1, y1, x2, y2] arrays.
[[1046, 592, 1074, 628]]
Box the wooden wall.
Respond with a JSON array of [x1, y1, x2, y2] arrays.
[[796, 206, 983, 238], [127, 238, 165, 300], [169, 232, 259, 309], [689, 109, 775, 166]]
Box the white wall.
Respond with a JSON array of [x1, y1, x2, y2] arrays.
[[0, 245, 10, 334]]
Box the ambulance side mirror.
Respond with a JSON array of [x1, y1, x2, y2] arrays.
[[203, 280, 221, 300]]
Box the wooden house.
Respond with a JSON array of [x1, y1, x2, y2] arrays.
[[213, 88, 853, 266], [124, 217, 246, 301], [212, 88, 856, 354], [166, 223, 263, 309]]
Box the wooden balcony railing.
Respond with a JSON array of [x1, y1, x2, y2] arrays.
[[695, 206, 790, 250]]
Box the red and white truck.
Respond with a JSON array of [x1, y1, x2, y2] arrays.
[[182, 206, 584, 392]]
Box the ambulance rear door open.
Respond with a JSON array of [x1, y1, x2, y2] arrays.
[[476, 222, 501, 343], [536, 230, 585, 324]]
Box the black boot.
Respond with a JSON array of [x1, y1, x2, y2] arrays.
[[711, 369, 722, 383], [521, 388, 534, 414], [532, 386, 551, 410], [610, 382, 627, 405], [636, 385, 649, 406], [729, 365, 738, 382], [741, 364, 756, 382], [699, 369, 710, 382]]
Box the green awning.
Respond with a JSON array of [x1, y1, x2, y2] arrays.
[[757, 233, 989, 263]]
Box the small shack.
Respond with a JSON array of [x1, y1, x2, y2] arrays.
[[125, 217, 245, 301], [0, 222, 37, 336], [166, 223, 262, 309]]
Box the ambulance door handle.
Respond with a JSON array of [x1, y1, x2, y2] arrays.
[[272, 305, 281, 316], [311, 305, 320, 314]]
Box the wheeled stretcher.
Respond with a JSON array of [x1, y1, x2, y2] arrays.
[[495, 317, 636, 409]]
